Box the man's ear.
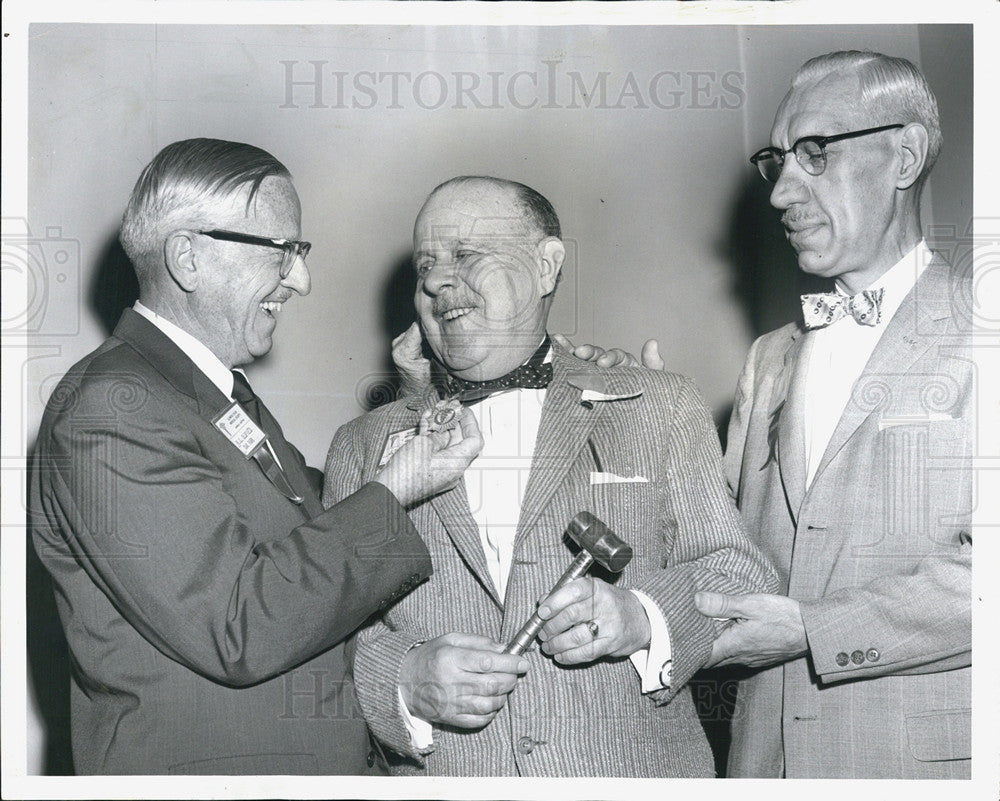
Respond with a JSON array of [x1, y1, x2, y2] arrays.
[[896, 122, 929, 190], [537, 237, 566, 297], [163, 231, 200, 292]]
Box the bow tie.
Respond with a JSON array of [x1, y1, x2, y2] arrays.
[[801, 288, 884, 330], [445, 337, 553, 402]]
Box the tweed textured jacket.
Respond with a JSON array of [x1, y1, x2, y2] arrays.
[[30, 309, 431, 774], [724, 255, 972, 779], [324, 343, 778, 776]]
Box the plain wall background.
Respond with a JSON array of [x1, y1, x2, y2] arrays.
[[23, 23, 972, 775]]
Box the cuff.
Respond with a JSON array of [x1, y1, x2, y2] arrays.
[[398, 686, 434, 749], [628, 589, 673, 692]]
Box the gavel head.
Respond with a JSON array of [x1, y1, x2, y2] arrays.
[[567, 512, 633, 573]]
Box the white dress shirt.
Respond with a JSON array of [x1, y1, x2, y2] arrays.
[[133, 301, 281, 465], [803, 241, 930, 487], [401, 360, 672, 746]]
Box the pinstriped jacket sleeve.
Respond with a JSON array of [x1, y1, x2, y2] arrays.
[[635, 376, 779, 702]]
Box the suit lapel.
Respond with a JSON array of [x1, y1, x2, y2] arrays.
[[776, 326, 811, 522], [379, 400, 501, 606], [113, 309, 317, 515], [514, 347, 609, 548], [812, 255, 954, 484]]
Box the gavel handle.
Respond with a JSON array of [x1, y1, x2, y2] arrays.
[[503, 551, 594, 655]]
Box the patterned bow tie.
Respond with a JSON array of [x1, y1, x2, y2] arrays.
[[801, 288, 884, 330], [445, 336, 553, 402]]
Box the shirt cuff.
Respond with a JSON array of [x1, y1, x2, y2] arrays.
[[398, 687, 434, 749], [628, 589, 673, 693]]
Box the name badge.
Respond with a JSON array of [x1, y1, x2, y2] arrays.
[[378, 427, 418, 468], [213, 401, 267, 458]]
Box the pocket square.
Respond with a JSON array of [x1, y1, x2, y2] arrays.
[[590, 471, 649, 485], [878, 412, 957, 431]]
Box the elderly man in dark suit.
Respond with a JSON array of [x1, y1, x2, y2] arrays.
[[29, 138, 481, 775], [324, 176, 777, 776], [565, 50, 973, 780]]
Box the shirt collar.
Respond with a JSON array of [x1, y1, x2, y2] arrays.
[[834, 240, 931, 325], [133, 301, 236, 398]]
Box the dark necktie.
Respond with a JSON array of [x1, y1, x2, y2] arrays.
[[231, 370, 263, 426], [801, 288, 884, 329], [445, 336, 554, 402], [229, 370, 303, 504]]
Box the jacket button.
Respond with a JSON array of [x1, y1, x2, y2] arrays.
[[517, 735, 535, 754], [866, 648, 880, 662], [367, 751, 377, 768], [851, 650, 865, 665], [835, 652, 849, 667]]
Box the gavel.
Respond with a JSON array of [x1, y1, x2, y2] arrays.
[[504, 512, 633, 655]]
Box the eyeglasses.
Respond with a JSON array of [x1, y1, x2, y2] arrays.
[[198, 229, 311, 278], [749, 123, 905, 182]]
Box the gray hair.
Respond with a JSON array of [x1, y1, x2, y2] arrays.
[[793, 51, 942, 184], [120, 138, 290, 279]]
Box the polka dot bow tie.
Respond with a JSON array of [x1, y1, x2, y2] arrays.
[[801, 288, 884, 330], [445, 336, 553, 402]]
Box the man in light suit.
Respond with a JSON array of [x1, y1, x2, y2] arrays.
[[29, 138, 481, 774], [559, 51, 972, 780], [698, 51, 972, 778], [323, 176, 777, 776]]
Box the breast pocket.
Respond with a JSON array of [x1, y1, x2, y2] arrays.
[[582, 481, 662, 583]]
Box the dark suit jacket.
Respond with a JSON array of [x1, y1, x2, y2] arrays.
[[324, 344, 778, 776], [29, 309, 432, 774], [724, 255, 972, 778]]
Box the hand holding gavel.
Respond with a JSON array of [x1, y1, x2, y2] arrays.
[[506, 513, 652, 665]]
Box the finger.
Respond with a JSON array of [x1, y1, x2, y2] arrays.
[[595, 349, 621, 368], [537, 578, 594, 621], [398, 321, 422, 353], [447, 410, 484, 457], [458, 673, 520, 699], [573, 343, 604, 362], [417, 408, 433, 436], [456, 407, 482, 441], [641, 339, 665, 371], [694, 591, 744, 619], [449, 712, 500, 729], [540, 621, 604, 656], [702, 625, 742, 668], [457, 648, 529, 676], [550, 638, 605, 665], [551, 333, 575, 351]]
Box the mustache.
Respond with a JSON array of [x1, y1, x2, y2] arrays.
[[781, 209, 821, 228], [430, 292, 478, 317]]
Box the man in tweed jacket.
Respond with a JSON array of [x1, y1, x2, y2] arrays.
[[323, 176, 777, 776]]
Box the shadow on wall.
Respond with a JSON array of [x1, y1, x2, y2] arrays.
[[356, 251, 428, 411], [26, 444, 74, 775], [90, 235, 140, 338]]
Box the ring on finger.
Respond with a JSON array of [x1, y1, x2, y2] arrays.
[[585, 620, 600, 639]]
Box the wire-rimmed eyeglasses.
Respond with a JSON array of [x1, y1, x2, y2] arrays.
[[749, 123, 905, 182], [199, 229, 312, 278]]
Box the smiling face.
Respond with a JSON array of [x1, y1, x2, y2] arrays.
[[769, 71, 904, 291], [413, 180, 562, 381], [194, 175, 311, 367]]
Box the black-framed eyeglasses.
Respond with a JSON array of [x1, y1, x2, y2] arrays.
[[749, 123, 905, 182], [198, 229, 311, 278]]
